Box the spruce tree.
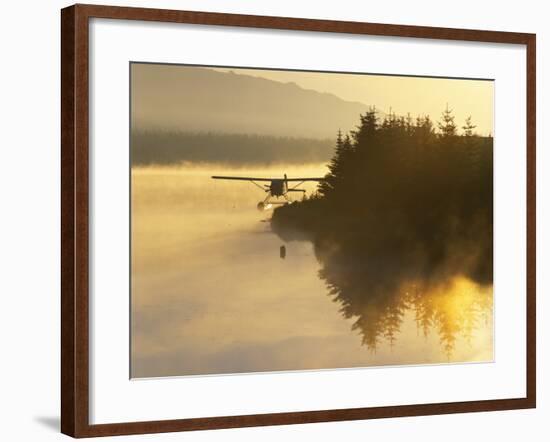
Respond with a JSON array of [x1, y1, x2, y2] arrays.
[[352, 106, 378, 147], [319, 130, 343, 196], [319, 130, 353, 198], [462, 116, 477, 136], [438, 104, 457, 137]]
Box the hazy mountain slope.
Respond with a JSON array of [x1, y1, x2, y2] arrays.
[[131, 65, 370, 138]]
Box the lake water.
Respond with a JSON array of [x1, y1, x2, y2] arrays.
[[131, 163, 493, 378]]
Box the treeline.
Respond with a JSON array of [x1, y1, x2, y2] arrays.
[[271, 107, 493, 352], [131, 131, 334, 165]]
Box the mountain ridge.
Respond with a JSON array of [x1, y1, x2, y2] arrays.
[[131, 65, 372, 139]]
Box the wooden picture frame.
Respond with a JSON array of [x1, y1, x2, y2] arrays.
[[61, 3, 536, 437]]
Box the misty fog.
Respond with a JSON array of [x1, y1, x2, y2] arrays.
[[131, 163, 493, 378]]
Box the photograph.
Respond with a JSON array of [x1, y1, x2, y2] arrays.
[[130, 63, 494, 378]]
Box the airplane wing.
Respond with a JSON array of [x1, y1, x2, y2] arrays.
[[212, 176, 325, 182], [284, 177, 325, 181], [212, 176, 273, 181]]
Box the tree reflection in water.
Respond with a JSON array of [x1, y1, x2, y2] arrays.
[[317, 244, 492, 356]]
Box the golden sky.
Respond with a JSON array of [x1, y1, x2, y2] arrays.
[[214, 67, 494, 136]]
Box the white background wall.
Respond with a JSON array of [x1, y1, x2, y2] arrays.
[[0, 0, 546, 440]]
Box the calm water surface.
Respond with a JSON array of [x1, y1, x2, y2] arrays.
[[131, 164, 493, 378]]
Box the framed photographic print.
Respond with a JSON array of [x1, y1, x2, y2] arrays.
[[61, 4, 536, 438]]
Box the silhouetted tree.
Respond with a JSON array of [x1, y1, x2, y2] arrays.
[[462, 115, 477, 136], [319, 130, 353, 197], [438, 104, 457, 137], [272, 106, 493, 354]]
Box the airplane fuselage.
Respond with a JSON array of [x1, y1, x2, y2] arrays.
[[269, 179, 286, 197]]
